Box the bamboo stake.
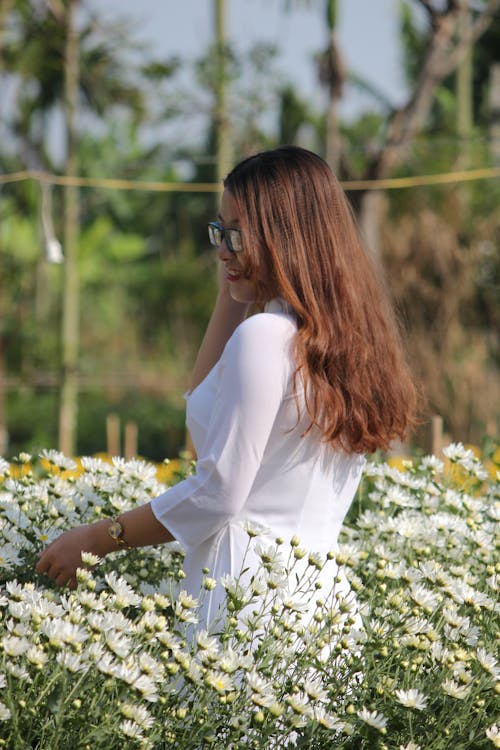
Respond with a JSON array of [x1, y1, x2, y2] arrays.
[[106, 414, 120, 457]]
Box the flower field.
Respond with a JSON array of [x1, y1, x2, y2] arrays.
[[0, 444, 498, 749]]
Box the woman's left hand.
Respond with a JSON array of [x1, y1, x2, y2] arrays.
[[36, 521, 110, 589]]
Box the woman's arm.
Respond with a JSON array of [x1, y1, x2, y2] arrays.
[[36, 503, 173, 589], [189, 262, 249, 392], [36, 266, 248, 589]]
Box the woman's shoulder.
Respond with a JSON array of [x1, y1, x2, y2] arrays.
[[231, 306, 295, 347], [223, 301, 297, 364]]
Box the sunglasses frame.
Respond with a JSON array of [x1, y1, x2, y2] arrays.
[[208, 221, 243, 254]]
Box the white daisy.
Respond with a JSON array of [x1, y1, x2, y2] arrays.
[[241, 520, 269, 538], [357, 707, 387, 731], [39, 450, 77, 471], [476, 648, 499, 679], [441, 678, 471, 699], [205, 671, 234, 693], [0, 701, 11, 721], [395, 688, 427, 710], [56, 652, 87, 673], [133, 674, 159, 702], [104, 572, 141, 608], [120, 720, 144, 740], [486, 724, 500, 747], [105, 631, 132, 659], [120, 702, 154, 730]]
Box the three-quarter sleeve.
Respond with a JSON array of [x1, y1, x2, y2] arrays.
[[150, 313, 295, 550]]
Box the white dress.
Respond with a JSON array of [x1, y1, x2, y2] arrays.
[[151, 299, 365, 628]]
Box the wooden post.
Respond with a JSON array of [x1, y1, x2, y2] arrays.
[[124, 421, 138, 460], [431, 415, 443, 456], [106, 413, 120, 457]]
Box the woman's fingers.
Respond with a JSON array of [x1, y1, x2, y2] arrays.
[[36, 525, 92, 585]]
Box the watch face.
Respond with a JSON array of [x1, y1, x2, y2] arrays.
[[109, 521, 122, 540]]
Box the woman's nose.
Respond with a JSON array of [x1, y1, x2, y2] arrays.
[[217, 240, 233, 261]]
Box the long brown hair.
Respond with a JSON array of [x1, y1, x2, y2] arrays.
[[224, 145, 417, 454]]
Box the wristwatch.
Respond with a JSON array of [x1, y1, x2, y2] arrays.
[[107, 517, 131, 549]]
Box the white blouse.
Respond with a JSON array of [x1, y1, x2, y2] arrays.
[[151, 299, 365, 627]]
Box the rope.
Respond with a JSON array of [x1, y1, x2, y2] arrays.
[[0, 166, 499, 192]]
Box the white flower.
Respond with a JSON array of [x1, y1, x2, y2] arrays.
[[217, 647, 240, 675], [205, 671, 234, 693], [0, 701, 11, 721], [56, 652, 87, 673], [104, 572, 141, 608], [241, 520, 269, 538], [120, 702, 154, 730], [357, 707, 387, 731], [409, 583, 439, 613], [2, 635, 30, 656], [26, 646, 49, 667], [476, 648, 499, 679], [254, 542, 284, 571], [132, 674, 159, 702], [120, 720, 144, 740], [313, 706, 343, 731], [219, 575, 248, 603], [486, 724, 500, 748], [441, 678, 471, 699], [400, 743, 422, 750], [443, 442, 468, 461], [196, 630, 219, 653], [105, 631, 132, 659], [0, 458, 9, 475], [286, 692, 312, 717], [41, 620, 87, 648], [303, 676, 328, 703], [5, 663, 31, 682], [247, 670, 273, 696], [80, 551, 101, 567], [395, 688, 427, 710], [39, 449, 77, 471], [420, 455, 444, 473], [138, 652, 163, 681], [308, 550, 325, 570], [177, 590, 198, 609]]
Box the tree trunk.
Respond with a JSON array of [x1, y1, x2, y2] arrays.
[[214, 0, 231, 195], [0, 0, 13, 455], [58, 0, 79, 456], [323, 0, 344, 173], [489, 63, 500, 165], [456, 3, 473, 139]]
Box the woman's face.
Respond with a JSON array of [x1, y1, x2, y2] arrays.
[[217, 189, 256, 304]]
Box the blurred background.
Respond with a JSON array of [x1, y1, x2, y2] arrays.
[[0, 0, 499, 461]]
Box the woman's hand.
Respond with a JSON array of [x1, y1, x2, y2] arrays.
[[36, 521, 111, 589]]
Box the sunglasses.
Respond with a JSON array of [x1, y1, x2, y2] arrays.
[[208, 221, 243, 254]]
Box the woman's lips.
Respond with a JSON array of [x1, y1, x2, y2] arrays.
[[226, 270, 241, 282]]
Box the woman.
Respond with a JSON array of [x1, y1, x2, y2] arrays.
[[37, 146, 416, 627]]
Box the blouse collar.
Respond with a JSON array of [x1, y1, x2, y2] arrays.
[[264, 298, 294, 316]]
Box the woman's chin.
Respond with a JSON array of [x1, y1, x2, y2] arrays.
[[229, 282, 256, 305]]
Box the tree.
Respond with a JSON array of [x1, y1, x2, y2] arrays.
[[353, 0, 500, 257], [0, 0, 180, 456], [318, 0, 345, 172]]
